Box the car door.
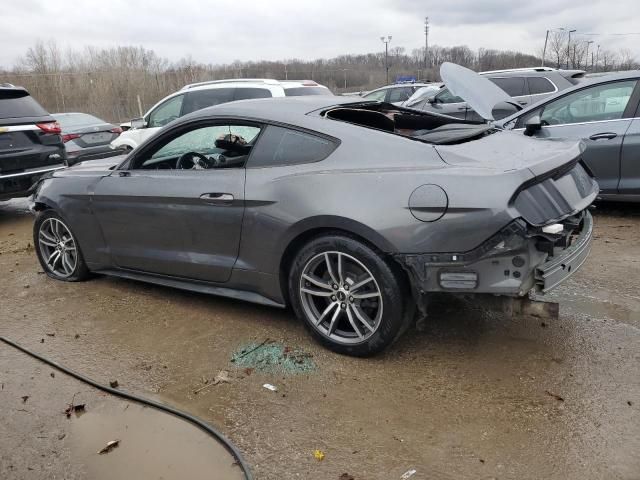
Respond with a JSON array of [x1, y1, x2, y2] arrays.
[[514, 79, 639, 195], [619, 115, 640, 195], [422, 88, 469, 119], [91, 120, 262, 283]]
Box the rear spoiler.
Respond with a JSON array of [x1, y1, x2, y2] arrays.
[[558, 69, 586, 85]]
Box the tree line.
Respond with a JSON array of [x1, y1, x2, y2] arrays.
[[1, 40, 636, 124]]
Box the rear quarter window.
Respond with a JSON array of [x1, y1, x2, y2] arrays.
[[0, 90, 49, 119], [235, 88, 272, 100], [528, 77, 556, 95], [248, 125, 337, 167], [285, 86, 333, 96]]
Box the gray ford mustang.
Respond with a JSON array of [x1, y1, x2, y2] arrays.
[[30, 94, 598, 355]]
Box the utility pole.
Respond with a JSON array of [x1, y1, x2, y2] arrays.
[[424, 17, 430, 76], [542, 29, 550, 67], [380, 35, 392, 84], [585, 40, 594, 71], [595, 44, 600, 72], [567, 29, 576, 68]]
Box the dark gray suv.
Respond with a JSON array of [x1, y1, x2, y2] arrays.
[[413, 67, 585, 121]]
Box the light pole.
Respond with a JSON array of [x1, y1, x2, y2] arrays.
[[566, 29, 576, 68], [381, 35, 392, 85], [584, 40, 594, 70], [595, 44, 601, 72], [542, 29, 550, 67], [341, 68, 348, 89]]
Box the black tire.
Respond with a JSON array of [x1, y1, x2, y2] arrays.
[[288, 234, 411, 356], [33, 210, 91, 282]]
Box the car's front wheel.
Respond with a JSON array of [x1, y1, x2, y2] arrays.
[[34, 210, 90, 282], [289, 234, 411, 356]]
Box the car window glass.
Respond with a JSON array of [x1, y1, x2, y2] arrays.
[[234, 88, 272, 100], [181, 88, 235, 116], [388, 87, 414, 103], [363, 89, 387, 101], [490, 77, 526, 97], [56, 113, 104, 128], [540, 80, 637, 126], [248, 125, 336, 167], [0, 90, 49, 119], [132, 124, 261, 170], [528, 77, 556, 95], [284, 86, 333, 96], [147, 95, 184, 128], [435, 88, 464, 104]]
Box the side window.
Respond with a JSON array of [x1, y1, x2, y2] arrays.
[[435, 88, 464, 104], [147, 95, 184, 128], [181, 88, 235, 115], [363, 89, 387, 102], [132, 124, 261, 170], [528, 77, 556, 95], [235, 88, 272, 100], [489, 77, 526, 97], [539, 80, 637, 126], [248, 125, 336, 168], [388, 87, 413, 103]]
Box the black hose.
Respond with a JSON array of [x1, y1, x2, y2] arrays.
[[0, 336, 253, 480]]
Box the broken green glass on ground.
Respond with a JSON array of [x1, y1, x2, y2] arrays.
[[231, 341, 316, 374]]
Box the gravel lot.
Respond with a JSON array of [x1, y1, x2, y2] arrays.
[[1, 198, 639, 480]]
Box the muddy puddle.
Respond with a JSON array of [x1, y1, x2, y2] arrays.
[[68, 401, 243, 480]]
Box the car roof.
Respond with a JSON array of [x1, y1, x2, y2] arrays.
[[499, 70, 640, 124], [367, 83, 433, 93], [180, 79, 328, 92], [183, 96, 372, 129]]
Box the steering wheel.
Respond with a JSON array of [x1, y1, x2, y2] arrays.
[[176, 152, 216, 170]]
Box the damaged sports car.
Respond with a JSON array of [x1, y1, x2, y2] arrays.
[[30, 88, 598, 355]]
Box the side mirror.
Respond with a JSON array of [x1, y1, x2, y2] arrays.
[[427, 95, 437, 104], [130, 117, 146, 130], [523, 115, 543, 136]]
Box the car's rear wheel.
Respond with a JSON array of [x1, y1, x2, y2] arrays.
[[34, 210, 90, 282], [289, 234, 410, 356]]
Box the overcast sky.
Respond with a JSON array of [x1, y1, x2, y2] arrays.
[[2, 0, 639, 68]]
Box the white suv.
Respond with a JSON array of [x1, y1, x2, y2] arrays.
[[111, 79, 332, 151]]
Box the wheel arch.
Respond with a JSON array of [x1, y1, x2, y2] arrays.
[[277, 216, 399, 306]]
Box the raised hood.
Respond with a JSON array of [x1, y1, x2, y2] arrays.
[[440, 62, 517, 121]]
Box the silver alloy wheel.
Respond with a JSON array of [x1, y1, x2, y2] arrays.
[[38, 218, 78, 278], [299, 251, 383, 344]]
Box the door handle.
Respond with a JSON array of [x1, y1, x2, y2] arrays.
[[518, 101, 528, 106], [457, 106, 468, 111], [200, 193, 234, 205], [589, 132, 617, 141]]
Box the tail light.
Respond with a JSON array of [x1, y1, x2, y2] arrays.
[[36, 121, 62, 134], [62, 133, 80, 143], [110, 127, 123, 134]]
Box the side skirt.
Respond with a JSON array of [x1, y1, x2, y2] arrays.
[[94, 268, 286, 309]]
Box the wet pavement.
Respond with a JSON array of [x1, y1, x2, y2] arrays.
[[1, 198, 639, 479]]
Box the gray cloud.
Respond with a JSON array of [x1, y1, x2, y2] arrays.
[[1, 0, 638, 68]]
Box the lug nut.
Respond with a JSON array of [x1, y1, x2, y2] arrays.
[[349, 296, 354, 303], [340, 303, 346, 309], [344, 284, 350, 291], [332, 284, 338, 290], [331, 295, 337, 301]]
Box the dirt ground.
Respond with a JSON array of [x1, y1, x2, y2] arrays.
[[1, 198, 639, 480]]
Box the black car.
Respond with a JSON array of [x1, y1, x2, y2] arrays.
[[0, 84, 66, 201]]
